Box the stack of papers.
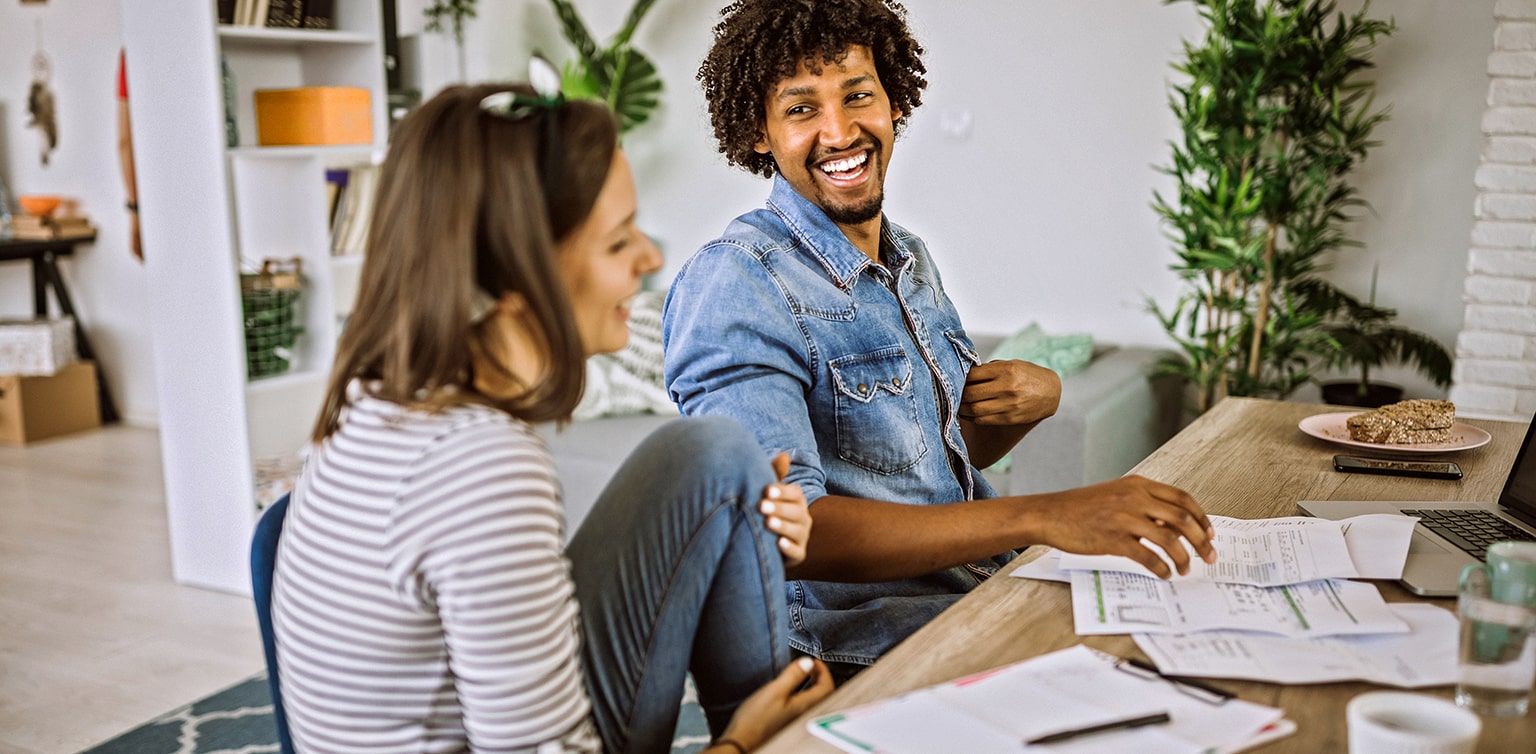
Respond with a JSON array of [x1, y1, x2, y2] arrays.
[[1054, 514, 1417, 584], [1070, 571, 1408, 637], [1011, 513, 1458, 688], [808, 645, 1290, 753], [1020, 515, 1417, 637], [1134, 603, 1459, 688]]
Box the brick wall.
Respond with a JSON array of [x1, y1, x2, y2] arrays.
[[1452, 0, 1536, 420]]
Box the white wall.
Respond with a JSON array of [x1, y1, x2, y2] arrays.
[[1318, 0, 1494, 402], [0, 0, 157, 426], [424, 0, 1492, 403], [1449, 0, 1536, 420], [0, 0, 1498, 430]]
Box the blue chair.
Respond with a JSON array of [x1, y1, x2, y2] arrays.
[[251, 493, 295, 754]]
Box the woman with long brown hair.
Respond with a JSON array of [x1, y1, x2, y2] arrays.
[[270, 73, 831, 753]]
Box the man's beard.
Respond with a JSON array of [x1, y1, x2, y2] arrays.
[[821, 191, 884, 225], [810, 136, 885, 225]]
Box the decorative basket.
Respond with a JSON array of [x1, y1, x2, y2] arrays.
[[240, 258, 305, 379]]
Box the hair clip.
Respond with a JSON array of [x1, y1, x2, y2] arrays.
[[480, 56, 565, 119], [469, 289, 499, 325]]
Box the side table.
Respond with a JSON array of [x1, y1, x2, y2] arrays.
[[0, 235, 120, 423]]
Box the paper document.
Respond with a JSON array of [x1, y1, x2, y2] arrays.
[[1072, 570, 1409, 637], [1016, 513, 1417, 586], [1011, 549, 1070, 583], [1133, 603, 1458, 688], [1337, 513, 1419, 580], [807, 645, 1287, 754], [1057, 515, 1367, 586]]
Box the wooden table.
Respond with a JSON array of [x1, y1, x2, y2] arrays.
[[759, 397, 1533, 753], [0, 235, 118, 423]]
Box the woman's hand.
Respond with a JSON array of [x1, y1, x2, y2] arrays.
[[709, 656, 835, 753], [761, 452, 812, 567]]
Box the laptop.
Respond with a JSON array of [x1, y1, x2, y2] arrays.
[[1298, 413, 1536, 597]]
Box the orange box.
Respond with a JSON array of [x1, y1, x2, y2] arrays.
[[254, 87, 372, 146]]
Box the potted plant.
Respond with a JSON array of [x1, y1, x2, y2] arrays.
[[1150, 0, 1398, 414], [546, 0, 663, 134], [1300, 269, 1453, 407]]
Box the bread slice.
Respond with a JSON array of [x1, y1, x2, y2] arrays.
[[1346, 399, 1455, 444]]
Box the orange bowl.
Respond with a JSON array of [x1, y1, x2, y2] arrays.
[[18, 195, 62, 218]]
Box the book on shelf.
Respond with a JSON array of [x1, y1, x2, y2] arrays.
[[325, 167, 348, 229], [328, 166, 355, 253], [231, 0, 259, 26], [265, 0, 304, 28], [300, 0, 334, 29], [48, 219, 93, 239], [251, 0, 270, 26], [330, 163, 377, 257], [10, 214, 96, 241], [226, 0, 312, 28]]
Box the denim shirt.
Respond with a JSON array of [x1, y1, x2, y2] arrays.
[[663, 176, 1015, 666]]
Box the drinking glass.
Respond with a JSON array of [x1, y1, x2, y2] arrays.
[[1456, 564, 1536, 717]]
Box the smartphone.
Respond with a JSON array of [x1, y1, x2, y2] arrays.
[[1333, 454, 1463, 480]]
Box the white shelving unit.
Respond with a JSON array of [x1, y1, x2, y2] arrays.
[[122, 0, 385, 594]]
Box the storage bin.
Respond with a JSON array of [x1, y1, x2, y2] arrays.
[[254, 86, 372, 146], [0, 317, 77, 376], [242, 259, 305, 379], [0, 360, 100, 445]]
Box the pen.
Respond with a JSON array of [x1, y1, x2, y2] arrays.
[[1125, 657, 1236, 701], [1024, 711, 1172, 745]]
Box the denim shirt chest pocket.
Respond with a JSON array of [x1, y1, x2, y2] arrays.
[[828, 347, 926, 474], [945, 330, 981, 368]]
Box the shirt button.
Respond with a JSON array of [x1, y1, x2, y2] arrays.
[[892, 377, 904, 388], [857, 384, 870, 395]]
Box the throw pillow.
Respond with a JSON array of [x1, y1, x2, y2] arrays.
[[986, 322, 1093, 377], [981, 323, 1094, 475], [572, 290, 678, 420]]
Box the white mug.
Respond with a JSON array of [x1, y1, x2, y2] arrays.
[[1347, 692, 1481, 754]]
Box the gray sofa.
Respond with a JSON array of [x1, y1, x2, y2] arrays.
[[537, 341, 1183, 533]]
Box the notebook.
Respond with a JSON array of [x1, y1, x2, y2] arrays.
[[1298, 413, 1536, 597]]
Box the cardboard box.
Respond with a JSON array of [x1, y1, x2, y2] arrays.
[[0, 361, 101, 446], [254, 87, 372, 146], [0, 318, 77, 376]]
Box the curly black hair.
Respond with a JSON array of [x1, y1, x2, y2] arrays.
[[697, 0, 927, 178]]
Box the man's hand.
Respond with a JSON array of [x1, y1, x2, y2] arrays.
[[1027, 475, 1217, 578], [762, 452, 812, 567], [960, 359, 1060, 427]]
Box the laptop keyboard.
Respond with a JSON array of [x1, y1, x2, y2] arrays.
[[1400, 508, 1536, 561]]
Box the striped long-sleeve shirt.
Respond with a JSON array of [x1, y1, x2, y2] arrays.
[[272, 385, 602, 753]]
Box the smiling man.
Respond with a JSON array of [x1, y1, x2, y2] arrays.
[[663, 0, 1217, 679]]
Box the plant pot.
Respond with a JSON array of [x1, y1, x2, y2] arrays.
[[1320, 381, 1404, 408]]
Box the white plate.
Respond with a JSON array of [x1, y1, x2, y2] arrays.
[[1298, 412, 1492, 454]]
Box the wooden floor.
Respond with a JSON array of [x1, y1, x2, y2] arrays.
[[0, 426, 264, 754]]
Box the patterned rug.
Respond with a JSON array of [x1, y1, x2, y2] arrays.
[[79, 672, 711, 753]]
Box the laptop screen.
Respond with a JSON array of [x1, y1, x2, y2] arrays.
[[1498, 414, 1536, 526]]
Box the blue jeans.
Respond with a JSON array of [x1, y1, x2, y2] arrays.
[[567, 416, 789, 754]]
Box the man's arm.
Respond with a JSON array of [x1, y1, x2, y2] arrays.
[[789, 476, 1217, 583], [958, 359, 1060, 468]]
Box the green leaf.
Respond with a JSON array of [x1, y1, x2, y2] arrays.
[[544, 0, 664, 133], [1152, 0, 1409, 411], [595, 46, 663, 132], [548, 0, 600, 63]]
